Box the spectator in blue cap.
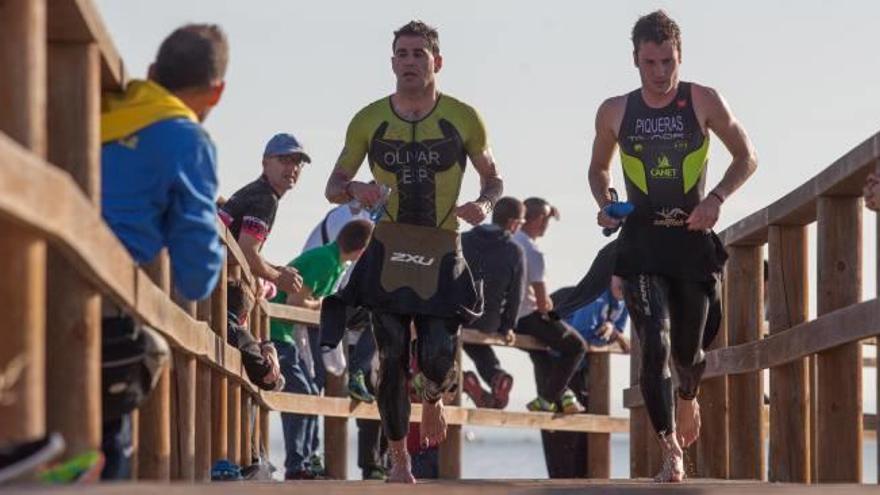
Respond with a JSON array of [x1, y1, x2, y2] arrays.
[[220, 132, 312, 296]]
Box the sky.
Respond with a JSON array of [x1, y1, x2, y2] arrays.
[[95, 0, 879, 417]]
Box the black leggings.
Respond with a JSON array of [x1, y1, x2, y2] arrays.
[[624, 274, 718, 437], [372, 311, 460, 441]]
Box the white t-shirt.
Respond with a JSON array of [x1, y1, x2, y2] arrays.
[[513, 230, 545, 319], [301, 203, 372, 290]]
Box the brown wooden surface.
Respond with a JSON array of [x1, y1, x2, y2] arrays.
[[324, 372, 349, 479], [726, 246, 765, 480], [439, 335, 464, 479], [195, 362, 212, 481], [228, 382, 241, 465], [815, 197, 863, 482], [211, 374, 228, 463], [260, 408, 270, 463], [175, 353, 197, 481], [697, 307, 728, 479], [241, 393, 252, 466], [46, 0, 126, 89], [767, 225, 810, 483], [587, 353, 611, 478]]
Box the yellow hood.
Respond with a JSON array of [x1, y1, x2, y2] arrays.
[[101, 80, 198, 143]]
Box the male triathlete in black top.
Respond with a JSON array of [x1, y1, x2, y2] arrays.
[[588, 10, 757, 482]]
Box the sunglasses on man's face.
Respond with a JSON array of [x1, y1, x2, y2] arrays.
[[275, 154, 304, 166]]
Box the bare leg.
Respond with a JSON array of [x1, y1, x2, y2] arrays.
[[676, 396, 701, 448], [420, 398, 447, 447], [654, 432, 685, 483], [386, 439, 416, 484]]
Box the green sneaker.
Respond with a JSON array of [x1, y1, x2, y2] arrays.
[[308, 454, 325, 477], [560, 388, 585, 414], [411, 372, 427, 401], [526, 396, 557, 413], [38, 450, 104, 484], [348, 370, 375, 403]]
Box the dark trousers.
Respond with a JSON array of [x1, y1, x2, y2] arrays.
[[540, 365, 590, 478], [515, 311, 586, 402], [463, 341, 506, 384], [100, 414, 132, 480]]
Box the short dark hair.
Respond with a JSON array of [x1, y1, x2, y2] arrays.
[[631, 10, 682, 56], [492, 197, 524, 226], [227, 279, 255, 320], [393, 20, 440, 55], [153, 24, 229, 91], [523, 197, 559, 222], [337, 219, 373, 253]]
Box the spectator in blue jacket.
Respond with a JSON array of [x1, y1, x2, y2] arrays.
[[563, 276, 630, 352], [99, 23, 229, 479]]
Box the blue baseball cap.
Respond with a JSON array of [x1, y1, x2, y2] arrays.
[[263, 133, 311, 163]]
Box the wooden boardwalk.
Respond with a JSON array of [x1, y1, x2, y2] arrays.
[[4, 480, 879, 495]]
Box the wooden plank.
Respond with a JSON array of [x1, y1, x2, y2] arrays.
[[139, 253, 172, 480], [263, 392, 629, 434], [697, 299, 729, 479], [174, 352, 197, 481], [195, 362, 212, 481], [241, 393, 252, 467], [815, 196, 863, 482], [218, 222, 256, 289], [324, 372, 348, 479], [211, 373, 228, 463], [587, 353, 611, 478], [44, 41, 101, 458], [439, 333, 464, 479], [260, 408, 270, 463], [46, 0, 126, 90], [767, 225, 810, 483], [726, 246, 765, 480], [227, 382, 241, 465]]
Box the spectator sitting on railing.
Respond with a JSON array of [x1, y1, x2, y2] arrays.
[[226, 280, 282, 390], [513, 198, 587, 414], [99, 23, 229, 480], [219, 133, 309, 297], [459, 196, 524, 409], [269, 219, 373, 480], [562, 276, 630, 353]]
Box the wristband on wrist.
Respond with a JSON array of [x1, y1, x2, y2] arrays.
[[709, 190, 725, 204]]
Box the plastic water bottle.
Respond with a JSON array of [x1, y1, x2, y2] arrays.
[[601, 188, 634, 237], [352, 184, 391, 222]]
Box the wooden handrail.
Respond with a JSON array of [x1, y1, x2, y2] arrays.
[[47, 0, 126, 90]]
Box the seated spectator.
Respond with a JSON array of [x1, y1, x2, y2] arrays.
[[226, 280, 282, 390], [563, 276, 630, 353], [269, 219, 373, 480], [99, 23, 228, 479], [460, 197, 524, 409], [219, 133, 310, 296], [513, 198, 586, 414]]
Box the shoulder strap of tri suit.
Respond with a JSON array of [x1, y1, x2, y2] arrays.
[[320, 210, 332, 245]]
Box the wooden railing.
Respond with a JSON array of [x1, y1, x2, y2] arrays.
[[623, 130, 880, 483], [0, 0, 630, 482]]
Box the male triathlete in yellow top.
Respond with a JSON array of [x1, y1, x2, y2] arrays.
[[588, 10, 757, 482], [324, 20, 503, 483]]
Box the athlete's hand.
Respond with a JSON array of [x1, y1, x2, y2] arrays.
[[276, 266, 303, 294], [686, 196, 721, 231], [456, 201, 490, 226], [864, 172, 880, 211], [597, 208, 621, 229], [349, 181, 384, 207]]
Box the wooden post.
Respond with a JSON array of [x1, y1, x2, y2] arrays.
[[587, 352, 611, 478], [816, 197, 862, 482], [726, 246, 765, 479], [767, 225, 810, 482], [241, 393, 252, 466], [260, 408, 270, 464], [139, 252, 172, 480], [324, 371, 348, 479], [696, 278, 729, 480], [211, 257, 228, 462], [44, 41, 101, 457], [173, 352, 197, 480], [628, 329, 648, 478], [438, 332, 463, 478], [195, 361, 212, 480], [228, 382, 242, 465], [0, 0, 47, 446]]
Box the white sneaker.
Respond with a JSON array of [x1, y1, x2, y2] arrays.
[[321, 343, 346, 376]]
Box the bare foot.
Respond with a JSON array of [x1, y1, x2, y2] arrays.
[[654, 432, 685, 483], [386, 439, 416, 484], [676, 396, 701, 448], [421, 398, 448, 447]]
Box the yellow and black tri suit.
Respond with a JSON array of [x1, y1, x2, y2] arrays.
[[336, 94, 486, 321], [615, 81, 727, 282]]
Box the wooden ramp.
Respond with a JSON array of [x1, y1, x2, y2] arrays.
[[3, 480, 878, 495]]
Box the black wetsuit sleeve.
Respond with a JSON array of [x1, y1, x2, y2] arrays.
[[500, 245, 524, 332]]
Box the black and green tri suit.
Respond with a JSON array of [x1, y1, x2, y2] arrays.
[[615, 82, 727, 437], [335, 94, 487, 441]]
